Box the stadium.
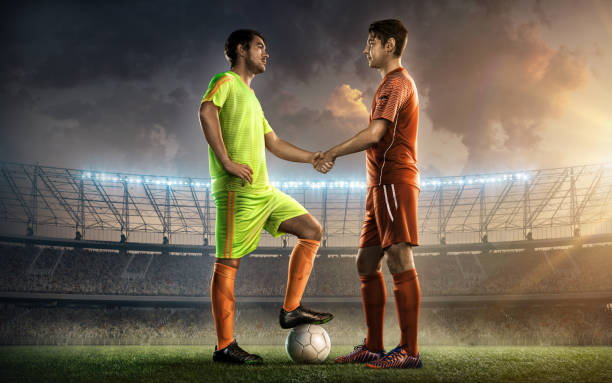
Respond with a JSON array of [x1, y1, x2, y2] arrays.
[[1, 161, 611, 381], [3, 1, 612, 381]]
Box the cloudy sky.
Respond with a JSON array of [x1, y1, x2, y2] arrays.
[[2, 0, 611, 180]]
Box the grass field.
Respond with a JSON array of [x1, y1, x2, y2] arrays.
[[1, 345, 611, 383]]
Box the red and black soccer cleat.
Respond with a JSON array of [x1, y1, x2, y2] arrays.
[[366, 345, 422, 369], [335, 340, 385, 364]]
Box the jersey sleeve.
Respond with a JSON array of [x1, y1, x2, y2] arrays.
[[371, 77, 410, 123], [263, 115, 273, 134], [201, 75, 233, 108]]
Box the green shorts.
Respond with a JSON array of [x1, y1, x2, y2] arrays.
[[213, 186, 308, 259]]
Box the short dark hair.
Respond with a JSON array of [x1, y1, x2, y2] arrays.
[[368, 19, 408, 57], [224, 29, 266, 67]]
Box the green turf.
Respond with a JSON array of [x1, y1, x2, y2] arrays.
[[1, 345, 611, 383]]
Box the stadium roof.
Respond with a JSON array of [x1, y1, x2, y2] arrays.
[[1, 161, 611, 246]]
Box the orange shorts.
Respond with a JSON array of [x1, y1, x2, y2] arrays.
[[359, 183, 419, 249]]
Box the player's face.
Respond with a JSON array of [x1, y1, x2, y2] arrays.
[[363, 33, 385, 68], [245, 36, 269, 74]]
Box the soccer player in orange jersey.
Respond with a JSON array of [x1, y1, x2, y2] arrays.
[[317, 19, 422, 369]]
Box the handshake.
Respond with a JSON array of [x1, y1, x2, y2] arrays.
[[310, 151, 335, 174]]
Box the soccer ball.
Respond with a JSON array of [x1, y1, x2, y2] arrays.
[[285, 324, 331, 363]]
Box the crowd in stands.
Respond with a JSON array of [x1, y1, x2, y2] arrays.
[[1, 302, 609, 346], [0, 243, 611, 297]]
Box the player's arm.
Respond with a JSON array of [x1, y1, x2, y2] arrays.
[[264, 131, 323, 166], [199, 101, 253, 185], [317, 119, 390, 172]]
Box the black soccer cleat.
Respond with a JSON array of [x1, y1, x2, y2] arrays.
[[213, 340, 263, 365], [279, 304, 334, 329]]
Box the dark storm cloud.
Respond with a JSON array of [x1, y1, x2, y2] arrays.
[[412, 2, 588, 172], [0, 0, 380, 176], [0, 82, 196, 175], [0, 0, 596, 177], [1, 0, 366, 89], [3, 1, 212, 88], [260, 0, 590, 174], [260, 0, 589, 174]]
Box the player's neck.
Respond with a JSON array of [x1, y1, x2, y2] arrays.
[[378, 59, 402, 79], [230, 64, 256, 88]]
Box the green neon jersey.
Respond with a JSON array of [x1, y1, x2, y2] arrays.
[[202, 71, 273, 194]]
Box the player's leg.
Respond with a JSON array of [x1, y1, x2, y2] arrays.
[[211, 191, 264, 364], [212, 258, 260, 363], [211, 258, 241, 351], [277, 213, 334, 327], [278, 214, 322, 313], [262, 188, 332, 328], [357, 245, 386, 353], [336, 187, 387, 364], [367, 184, 422, 369], [278, 214, 321, 312], [367, 242, 422, 369], [386, 242, 420, 357], [335, 245, 387, 364]]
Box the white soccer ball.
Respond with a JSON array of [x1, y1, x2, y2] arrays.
[[285, 324, 331, 364]]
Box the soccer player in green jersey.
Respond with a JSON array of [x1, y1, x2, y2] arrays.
[[199, 29, 334, 364]]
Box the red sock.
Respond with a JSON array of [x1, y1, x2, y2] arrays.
[[360, 271, 386, 352], [283, 239, 320, 312], [392, 269, 420, 356], [211, 263, 237, 350]]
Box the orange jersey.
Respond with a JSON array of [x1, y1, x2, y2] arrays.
[[366, 67, 419, 188]]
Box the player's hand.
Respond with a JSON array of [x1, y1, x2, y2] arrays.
[[311, 151, 326, 172], [310, 151, 325, 170], [224, 161, 253, 186], [314, 151, 335, 174]]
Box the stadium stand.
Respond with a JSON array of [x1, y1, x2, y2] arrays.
[[1, 162, 611, 347], [1, 244, 611, 297]]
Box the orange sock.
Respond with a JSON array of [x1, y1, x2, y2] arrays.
[[392, 269, 421, 356], [211, 263, 237, 350], [283, 239, 320, 312], [360, 271, 386, 352]]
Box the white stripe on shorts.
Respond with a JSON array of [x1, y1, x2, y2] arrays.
[[391, 184, 398, 210], [383, 184, 394, 222]]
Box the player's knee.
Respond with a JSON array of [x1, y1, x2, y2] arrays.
[[302, 221, 322, 241], [356, 255, 381, 275], [385, 247, 415, 274], [355, 259, 369, 275]]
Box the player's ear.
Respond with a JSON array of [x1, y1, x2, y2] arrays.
[[386, 38, 396, 54], [237, 43, 247, 58]]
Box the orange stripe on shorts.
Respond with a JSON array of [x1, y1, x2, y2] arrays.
[[224, 191, 230, 258], [228, 192, 234, 258]]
